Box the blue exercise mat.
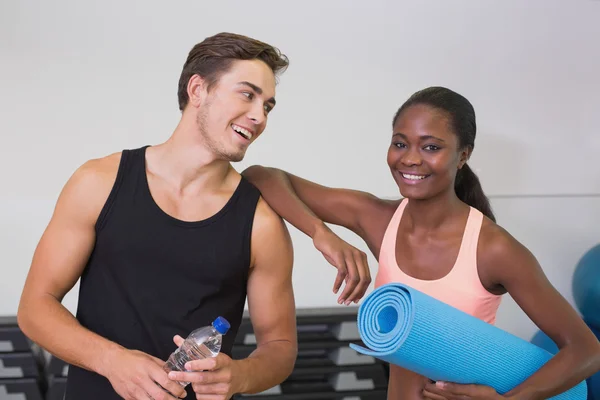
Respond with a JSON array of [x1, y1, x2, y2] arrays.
[[350, 283, 587, 399]]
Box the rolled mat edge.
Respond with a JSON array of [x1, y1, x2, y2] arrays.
[[350, 283, 587, 399]]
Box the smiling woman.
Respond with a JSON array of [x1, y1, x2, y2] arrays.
[[387, 88, 495, 222], [242, 86, 600, 400]]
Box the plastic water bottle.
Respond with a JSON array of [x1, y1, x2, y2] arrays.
[[163, 316, 230, 387]]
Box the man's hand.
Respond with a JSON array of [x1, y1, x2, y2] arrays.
[[423, 381, 505, 400], [104, 348, 186, 400], [167, 335, 243, 400], [312, 223, 371, 305]]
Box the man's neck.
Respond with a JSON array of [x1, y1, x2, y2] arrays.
[[146, 126, 236, 196]]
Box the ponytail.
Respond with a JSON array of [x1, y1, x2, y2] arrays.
[[455, 164, 495, 222]]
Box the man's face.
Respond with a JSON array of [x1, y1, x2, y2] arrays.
[[193, 59, 277, 162]]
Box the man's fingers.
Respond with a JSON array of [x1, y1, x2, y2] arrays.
[[192, 382, 230, 396], [150, 355, 167, 368], [169, 368, 230, 386], [169, 370, 200, 384], [194, 393, 226, 400], [168, 367, 226, 386], [131, 387, 155, 400], [172, 335, 185, 347], [141, 377, 178, 400], [150, 367, 186, 399], [194, 370, 230, 385], [184, 356, 219, 372]]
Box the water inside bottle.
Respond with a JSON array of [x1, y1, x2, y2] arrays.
[[164, 337, 220, 387]]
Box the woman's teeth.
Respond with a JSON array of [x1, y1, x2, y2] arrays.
[[232, 124, 253, 140], [402, 173, 428, 180]]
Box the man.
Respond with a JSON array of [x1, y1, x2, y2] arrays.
[[17, 32, 297, 400]]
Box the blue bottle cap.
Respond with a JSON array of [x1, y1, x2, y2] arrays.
[[212, 316, 230, 335]]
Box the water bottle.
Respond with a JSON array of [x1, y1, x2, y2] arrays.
[[163, 316, 230, 387]]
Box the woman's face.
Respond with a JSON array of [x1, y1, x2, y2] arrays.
[[387, 104, 469, 200]]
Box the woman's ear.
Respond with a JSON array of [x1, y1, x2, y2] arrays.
[[458, 146, 473, 169]]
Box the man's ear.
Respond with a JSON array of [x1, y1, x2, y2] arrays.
[[187, 74, 207, 108]]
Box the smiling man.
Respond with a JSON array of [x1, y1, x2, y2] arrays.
[[17, 32, 297, 400]]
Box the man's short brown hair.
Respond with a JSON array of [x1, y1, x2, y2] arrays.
[[177, 32, 289, 111]]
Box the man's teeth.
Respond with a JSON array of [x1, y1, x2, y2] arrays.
[[402, 173, 428, 180], [232, 124, 253, 140]]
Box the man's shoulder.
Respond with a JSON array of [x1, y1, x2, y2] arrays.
[[58, 151, 124, 218], [82, 151, 122, 172], [253, 195, 280, 220], [72, 151, 122, 190], [249, 197, 293, 265], [252, 197, 288, 235]]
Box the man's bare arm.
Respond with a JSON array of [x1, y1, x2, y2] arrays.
[[18, 154, 185, 400], [18, 156, 121, 374], [236, 197, 298, 394]]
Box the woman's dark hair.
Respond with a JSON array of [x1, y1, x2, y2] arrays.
[[392, 86, 496, 222]]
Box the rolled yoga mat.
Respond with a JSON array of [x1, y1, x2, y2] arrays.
[[349, 283, 588, 399]]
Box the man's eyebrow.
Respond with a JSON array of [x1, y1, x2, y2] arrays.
[[238, 81, 276, 106]]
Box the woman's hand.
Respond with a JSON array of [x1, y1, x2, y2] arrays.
[[312, 224, 372, 305], [423, 381, 505, 400]]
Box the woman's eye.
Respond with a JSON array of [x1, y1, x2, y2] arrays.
[[242, 92, 253, 100], [393, 142, 406, 148], [424, 145, 440, 151]]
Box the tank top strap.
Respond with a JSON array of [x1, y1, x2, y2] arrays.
[[379, 198, 407, 262], [95, 146, 149, 233], [452, 206, 484, 276], [128, 145, 151, 183], [234, 176, 261, 213]]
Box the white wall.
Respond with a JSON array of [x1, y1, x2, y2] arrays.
[[1, 0, 599, 341]]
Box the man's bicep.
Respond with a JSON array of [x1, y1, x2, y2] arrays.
[[21, 158, 117, 302], [246, 200, 297, 347]]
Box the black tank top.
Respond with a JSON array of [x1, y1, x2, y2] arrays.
[[64, 146, 261, 399]]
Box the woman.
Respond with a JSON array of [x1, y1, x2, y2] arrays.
[[242, 86, 600, 399]]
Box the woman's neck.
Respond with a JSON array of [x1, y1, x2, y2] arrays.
[[403, 190, 469, 232]]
